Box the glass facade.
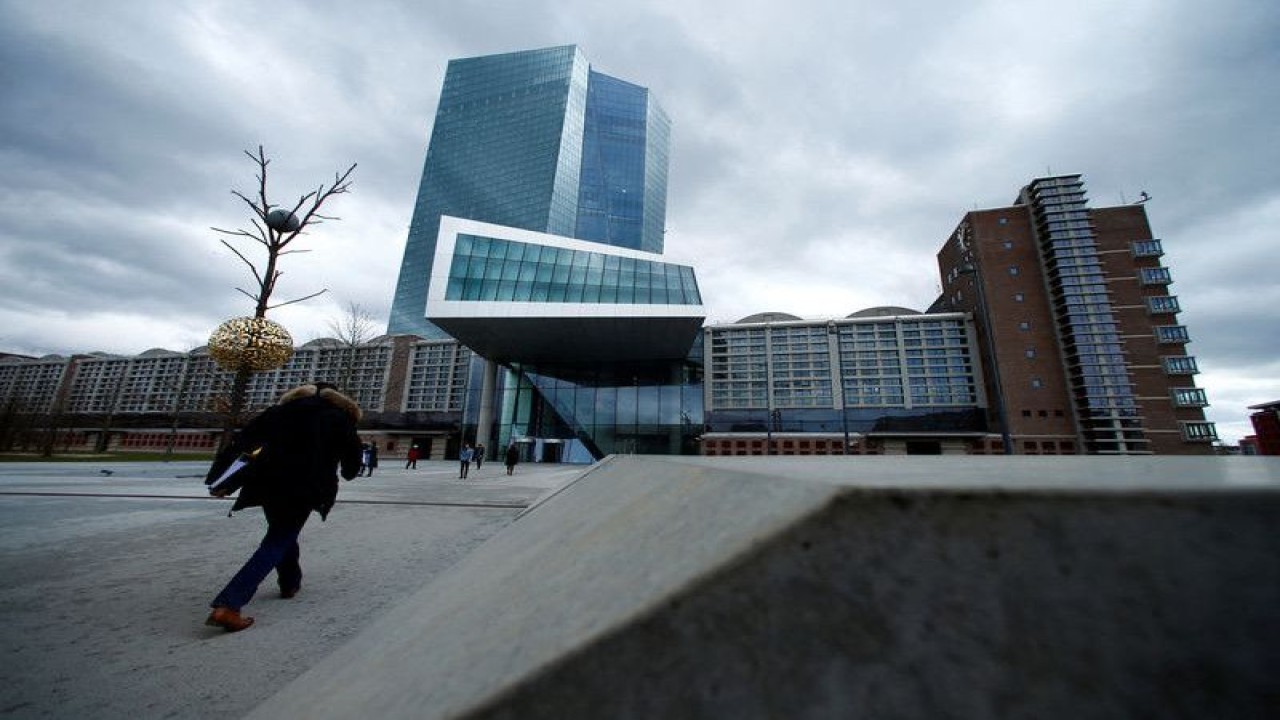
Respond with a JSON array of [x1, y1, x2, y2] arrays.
[[575, 71, 669, 253], [445, 233, 700, 305], [1026, 176, 1144, 453], [490, 359, 703, 463], [404, 341, 471, 412], [388, 46, 670, 337], [704, 316, 985, 436]]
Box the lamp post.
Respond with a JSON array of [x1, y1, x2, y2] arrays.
[[828, 320, 850, 455], [765, 407, 772, 456], [959, 263, 1013, 455], [768, 408, 782, 455]]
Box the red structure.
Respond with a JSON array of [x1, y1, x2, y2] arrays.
[[1247, 400, 1280, 455]]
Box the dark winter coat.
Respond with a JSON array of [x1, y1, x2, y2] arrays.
[[206, 384, 362, 520]]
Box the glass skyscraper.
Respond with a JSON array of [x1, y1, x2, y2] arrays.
[[388, 45, 672, 337]]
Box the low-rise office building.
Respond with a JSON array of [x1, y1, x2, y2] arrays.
[[702, 309, 990, 455], [0, 336, 471, 458]]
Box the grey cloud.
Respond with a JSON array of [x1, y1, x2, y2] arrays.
[[0, 0, 1276, 441]]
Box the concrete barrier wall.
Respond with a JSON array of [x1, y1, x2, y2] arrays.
[[249, 456, 1280, 719]]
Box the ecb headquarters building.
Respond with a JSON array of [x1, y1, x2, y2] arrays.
[[387, 46, 705, 462]]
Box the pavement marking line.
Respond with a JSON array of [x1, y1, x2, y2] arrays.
[[0, 491, 529, 509]]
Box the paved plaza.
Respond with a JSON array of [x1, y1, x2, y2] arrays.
[[0, 459, 586, 719]]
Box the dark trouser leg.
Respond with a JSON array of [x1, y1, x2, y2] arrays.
[[273, 510, 303, 593], [211, 505, 310, 610]]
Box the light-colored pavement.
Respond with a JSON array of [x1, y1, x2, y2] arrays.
[[0, 460, 588, 719]]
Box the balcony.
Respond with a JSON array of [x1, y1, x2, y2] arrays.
[[1145, 295, 1181, 314], [1180, 421, 1219, 442], [1156, 325, 1191, 344], [1131, 239, 1164, 258], [1161, 355, 1200, 375], [1139, 267, 1173, 286], [1170, 388, 1209, 408]]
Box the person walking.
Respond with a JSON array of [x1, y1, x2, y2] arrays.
[[474, 443, 485, 471], [364, 441, 379, 476], [357, 442, 370, 476], [459, 443, 474, 479], [504, 442, 520, 476], [405, 443, 420, 469], [203, 382, 362, 632]]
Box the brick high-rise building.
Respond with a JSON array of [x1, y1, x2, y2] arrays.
[[934, 175, 1216, 454]]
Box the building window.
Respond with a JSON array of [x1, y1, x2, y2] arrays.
[[1019, 321, 1031, 331], [1008, 266, 1020, 276], [1156, 325, 1191, 344], [447, 234, 701, 307], [1170, 388, 1209, 407], [1025, 348, 1036, 358], [1031, 377, 1043, 388], [1162, 355, 1199, 375], [1002, 241, 1013, 250], [1014, 293, 1024, 302], [998, 217, 1008, 225], [1139, 267, 1173, 285], [1180, 421, 1218, 442], [1131, 239, 1164, 257]]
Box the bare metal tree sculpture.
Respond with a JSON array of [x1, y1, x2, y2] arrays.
[[210, 146, 357, 437], [213, 145, 357, 319]]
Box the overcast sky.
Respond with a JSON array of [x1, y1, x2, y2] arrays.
[[1, 0, 1276, 443]]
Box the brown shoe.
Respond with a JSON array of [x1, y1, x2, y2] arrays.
[[205, 607, 254, 632]]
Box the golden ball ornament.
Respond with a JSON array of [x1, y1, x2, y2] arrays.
[[208, 316, 295, 372]]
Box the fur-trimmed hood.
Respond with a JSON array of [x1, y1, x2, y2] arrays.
[[278, 384, 362, 422]]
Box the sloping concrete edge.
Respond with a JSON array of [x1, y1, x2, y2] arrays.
[[245, 455, 844, 719], [247, 457, 1280, 719]]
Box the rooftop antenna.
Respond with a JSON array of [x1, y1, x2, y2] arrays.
[[1133, 191, 1151, 204]]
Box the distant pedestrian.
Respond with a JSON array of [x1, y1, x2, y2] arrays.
[[357, 442, 370, 476], [459, 443, 474, 479], [405, 444, 420, 469], [364, 442, 379, 476], [504, 443, 520, 476], [474, 443, 485, 471], [203, 382, 361, 632]]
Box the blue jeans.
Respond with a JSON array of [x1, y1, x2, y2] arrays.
[[211, 504, 310, 610]]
